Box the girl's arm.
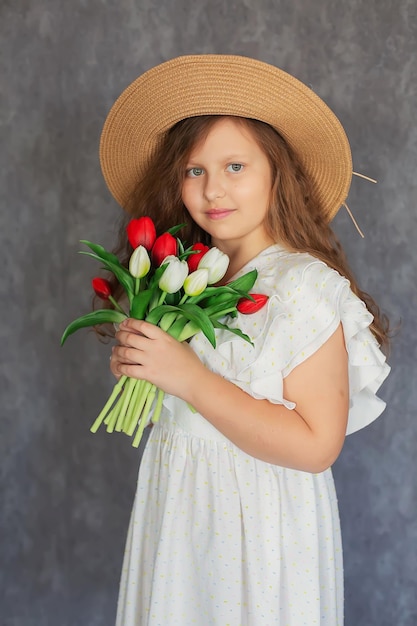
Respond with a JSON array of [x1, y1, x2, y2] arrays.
[[112, 319, 349, 473]]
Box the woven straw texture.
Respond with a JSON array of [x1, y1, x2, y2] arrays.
[[100, 55, 352, 221]]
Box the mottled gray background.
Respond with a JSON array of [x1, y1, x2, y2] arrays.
[[1, 1, 416, 625]]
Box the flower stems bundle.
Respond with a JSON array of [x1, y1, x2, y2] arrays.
[[62, 217, 267, 448]]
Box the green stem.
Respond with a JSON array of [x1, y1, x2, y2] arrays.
[[125, 380, 153, 436], [114, 377, 136, 432], [110, 399, 123, 430], [158, 291, 167, 306], [148, 289, 161, 312], [206, 306, 238, 319], [132, 384, 156, 447], [105, 404, 120, 433], [152, 388, 165, 424], [159, 311, 178, 331], [177, 320, 201, 342], [122, 378, 145, 434], [167, 316, 188, 339], [105, 391, 123, 427], [104, 405, 119, 426], [90, 375, 127, 433], [109, 296, 127, 316], [105, 383, 127, 426]]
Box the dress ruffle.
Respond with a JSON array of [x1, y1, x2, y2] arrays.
[[189, 246, 390, 435]]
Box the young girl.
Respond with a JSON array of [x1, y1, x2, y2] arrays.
[[99, 55, 390, 625]]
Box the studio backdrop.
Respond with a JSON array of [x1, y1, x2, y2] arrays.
[[1, 1, 416, 625]]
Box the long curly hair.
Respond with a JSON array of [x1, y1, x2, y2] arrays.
[[104, 115, 390, 350]]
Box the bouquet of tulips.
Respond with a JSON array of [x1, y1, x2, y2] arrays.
[[61, 216, 268, 447]]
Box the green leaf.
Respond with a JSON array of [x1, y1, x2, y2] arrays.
[[61, 310, 127, 345], [212, 320, 254, 345], [166, 223, 186, 236], [177, 320, 201, 342], [199, 291, 239, 310], [106, 262, 134, 300], [180, 245, 195, 256], [226, 269, 258, 292], [148, 263, 168, 289], [146, 304, 181, 326], [79, 251, 135, 301], [130, 289, 154, 320], [166, 316, 189, 339], [80, 240, 121, 265], [165, 291, 181, 305], [186, 286, 235, 306], [186, 282, 254, 307], [178, 303, 216, 348], [177, 237, 185, 255], [204, 302, 236, 319], [146, 302, 216, 347], [159, 311, 178, 331]]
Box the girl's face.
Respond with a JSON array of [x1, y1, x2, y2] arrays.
[[181, 117, 275, 259]]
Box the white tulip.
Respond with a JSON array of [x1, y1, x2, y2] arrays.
[[183, 268, 209, 296], [129, 245, 151, 278], [198, 247, 229, 284], [159, 256, 189, 293]]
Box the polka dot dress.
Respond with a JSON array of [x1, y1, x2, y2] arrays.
[[116, 245, 390, 625]]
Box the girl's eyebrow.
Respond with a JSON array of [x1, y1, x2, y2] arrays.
[[186, 153, 249, 164]]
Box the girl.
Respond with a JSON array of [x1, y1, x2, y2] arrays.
[[100, 55, 390, 625]]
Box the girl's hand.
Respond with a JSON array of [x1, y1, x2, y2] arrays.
[[109, 344, 122, 380], [111, 318, 206, 400]]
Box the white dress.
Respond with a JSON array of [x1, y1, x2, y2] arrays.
[[116, 245, 390, 626]]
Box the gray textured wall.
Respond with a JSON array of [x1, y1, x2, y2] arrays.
[[1, 1, 416, 625]]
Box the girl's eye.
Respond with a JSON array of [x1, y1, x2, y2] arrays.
[[186, 167, 204, 178], [227, 163, 243, 173]]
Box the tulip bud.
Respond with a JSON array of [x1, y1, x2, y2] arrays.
[[198, 247, 229, 284], [92, 277, 112, 300], [151, 232, 177, 266], [183, 268, 209, 296], [237, 293, 269, 314], [126, 217, 156, 250], [187, 242, 210, 272], [129, 245, 151, 279], [159, 256, 189, 293]]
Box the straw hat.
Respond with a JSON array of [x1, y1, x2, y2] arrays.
[[100, 54, 352, 221]]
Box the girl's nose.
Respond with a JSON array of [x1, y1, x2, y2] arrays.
[[203, 173, 226, 202]]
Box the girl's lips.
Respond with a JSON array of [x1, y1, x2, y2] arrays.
[[206, 209, 235, 220]]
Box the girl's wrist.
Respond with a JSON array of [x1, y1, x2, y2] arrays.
[[178, 359, 212, 406], [183, 366, 221, 411]]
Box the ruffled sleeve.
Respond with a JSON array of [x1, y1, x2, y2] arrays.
[[190, 249, 390, 436]]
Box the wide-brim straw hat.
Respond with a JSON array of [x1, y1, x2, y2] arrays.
[[100, 54, 352, 221]]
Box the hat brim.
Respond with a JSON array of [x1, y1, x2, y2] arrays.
[[100, 54, 352, 221]]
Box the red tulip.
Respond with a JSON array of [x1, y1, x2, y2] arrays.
[[126, 217, 156, 250], [187, 243, 210, 272], [92, 277, 112, 300], [151, 232, 177, 266], [237, 293, 269, 314]]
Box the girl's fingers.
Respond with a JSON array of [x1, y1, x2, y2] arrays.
[[115, 328, 152, 350], [109, 351, 122, 379], [116, 363, 145, 380], [110, 343, 142, 379], [115, 345, 144, 365], [115, 320, 167, 351], [119, 318, 160, 338], [115, 330, 141, 349], [112, 319, 201, 393]]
